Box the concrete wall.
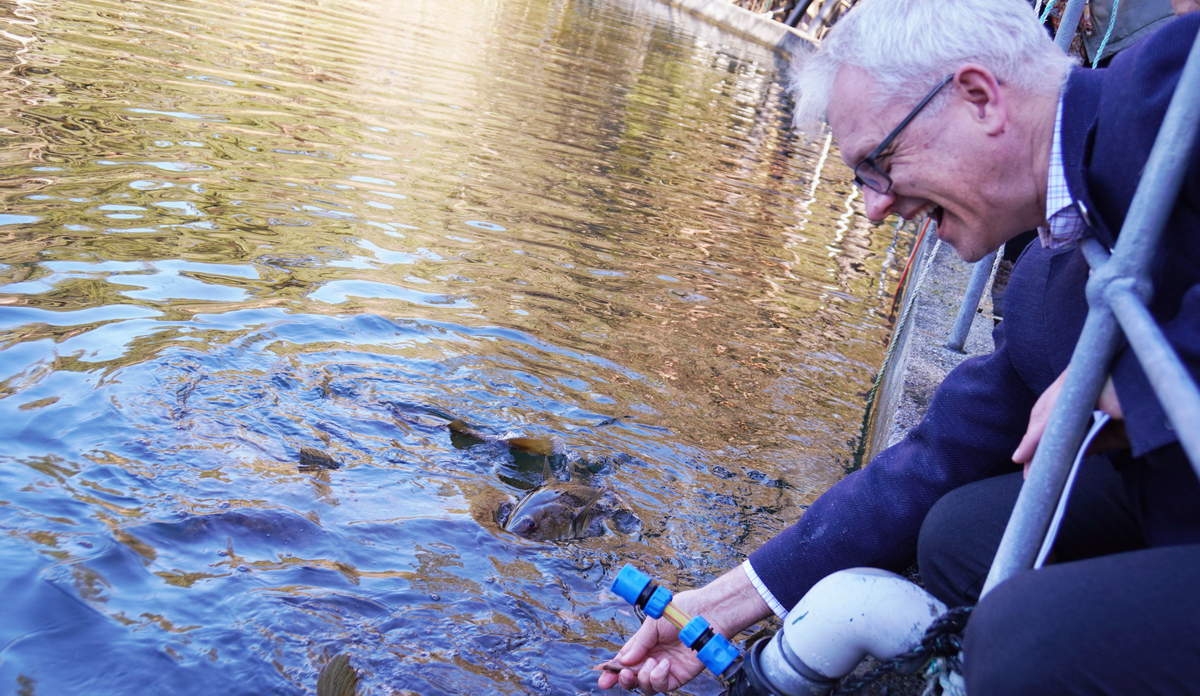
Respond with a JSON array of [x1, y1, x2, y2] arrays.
[[648, 0, 814, 55], [863, 237, 997, 463]]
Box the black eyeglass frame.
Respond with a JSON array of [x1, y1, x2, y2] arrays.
[[852, 74, 954, 195]]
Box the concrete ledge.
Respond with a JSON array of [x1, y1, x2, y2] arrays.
[[651, 0, 814, 55], [864, 235, 996, 462]]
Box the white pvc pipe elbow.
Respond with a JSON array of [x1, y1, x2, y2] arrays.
[[771, 568, 947, 683]]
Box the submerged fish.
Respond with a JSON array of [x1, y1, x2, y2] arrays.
[[485, 458, 639, 542], [298, 447, 340, 471], [316, 654, 358, 696], [452, 418, 639, 541], [447, 418, 558, 457], [501, 480, 610, 540], [489, 475, 639, 542]]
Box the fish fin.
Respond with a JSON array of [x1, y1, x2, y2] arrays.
[[505, 436, 556, 457], [569, 490, 604, 538], [448, 419, 491, 450], [317, 654, 358, 696], [542, 456, 557, 484]]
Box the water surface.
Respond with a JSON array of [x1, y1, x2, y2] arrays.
[[0, 0, 909, 692]]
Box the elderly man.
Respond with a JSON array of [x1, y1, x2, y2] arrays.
[[598, 1, 1200, 694]]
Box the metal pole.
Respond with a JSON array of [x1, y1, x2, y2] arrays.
[[1106, 285, 1200, 471], [785, 0, 817, 28], [946, 250, 997, 353], [981, 310, 1121, 594], [1054, 0, 1089, 52], [982, 29, 1200, 595]]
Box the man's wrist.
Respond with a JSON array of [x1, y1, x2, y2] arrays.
[[740, 559, 789, 619], [676, 563, 774, 638]]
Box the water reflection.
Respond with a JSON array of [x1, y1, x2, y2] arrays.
[[0, 0, 909, 692]]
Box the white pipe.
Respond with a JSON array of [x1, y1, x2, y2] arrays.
[[766, 568, 947, 686]]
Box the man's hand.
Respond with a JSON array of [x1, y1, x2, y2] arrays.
[[1013, 368, 1126, 474], [597, 565, 772, 694], [595, 604, 703, 694]]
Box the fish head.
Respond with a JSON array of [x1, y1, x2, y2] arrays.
[[503, 484, 603, 541]]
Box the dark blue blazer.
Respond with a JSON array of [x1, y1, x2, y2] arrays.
[[749, 14, 1200, 611]]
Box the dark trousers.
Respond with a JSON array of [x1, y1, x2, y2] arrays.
[[918, 464, 1200, 695]]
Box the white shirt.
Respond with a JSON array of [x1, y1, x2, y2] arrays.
[[1038, 97, 1089, 249]]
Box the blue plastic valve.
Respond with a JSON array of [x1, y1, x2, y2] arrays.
[[611, 565, 652, 605], [611, 565, 674, 618], [678, 616, 739, 675], [678, 615, 711, 648], [643, 585, 673, 619], [696, 632, 740, 675]]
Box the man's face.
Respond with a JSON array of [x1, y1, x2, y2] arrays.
[[1173, 0, 1200, 16], [828, 66, 1024, 262]]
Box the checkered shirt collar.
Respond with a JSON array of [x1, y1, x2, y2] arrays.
[[1038, 97, 1088, 250]]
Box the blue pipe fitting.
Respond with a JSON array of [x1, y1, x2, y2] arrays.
[[643, 585, 673, 619], [679, 616, 739, 675], [611, 565, 673, 619], [611, 565, 651, 606], [678, 615, 711, 648], [696, 633, 740, 676]]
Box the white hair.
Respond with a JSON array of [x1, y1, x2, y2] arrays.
[[790, 0, 1076, 130]]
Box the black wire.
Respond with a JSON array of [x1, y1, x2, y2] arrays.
[[832, 606, 973, 696]]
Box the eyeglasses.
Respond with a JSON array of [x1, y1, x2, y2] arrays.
[[853, 74, 954, 195]]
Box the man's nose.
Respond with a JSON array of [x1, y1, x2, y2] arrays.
[[861, 187, 898, 222]]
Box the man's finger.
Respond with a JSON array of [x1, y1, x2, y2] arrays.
[[1013, 424, 1042, 465], [619, 665, 642, 691], [635, 657, 659, 694], [596, 670, 619, 690], [639, 657, 671, 695], [1099, 377, 1124, 420]]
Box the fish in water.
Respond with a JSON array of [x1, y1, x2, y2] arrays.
[[487, 472, 639, 542], [298, 447, 340, 471], [316, 654, 358, 696], [450, 418, 639, 541], [447, 418, 558, 457], [500, 479, 612, 540], [454, 428, 639, 541]]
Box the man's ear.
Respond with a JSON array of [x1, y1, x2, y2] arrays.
[[953, 64, 1008, 136]]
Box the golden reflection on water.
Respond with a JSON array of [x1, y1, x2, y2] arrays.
[[0, 0, 911, 692]]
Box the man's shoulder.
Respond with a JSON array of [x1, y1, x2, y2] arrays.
[[1098, 13, 1200, 103], [1062, 14, 1200, 241]]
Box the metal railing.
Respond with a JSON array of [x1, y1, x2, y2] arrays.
[[945, 249, 997, 352], [981, 26, 1200, 595], [784, 0, 850, 36]]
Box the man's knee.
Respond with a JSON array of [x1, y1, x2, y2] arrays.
[[964, 546, 1200, 696], [961, 571, 1062, 696], [917, 487, 974, 606], [918, 474, 1021, 607]]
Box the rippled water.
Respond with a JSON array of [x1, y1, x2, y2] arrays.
[[0, 0, 910, 693]]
